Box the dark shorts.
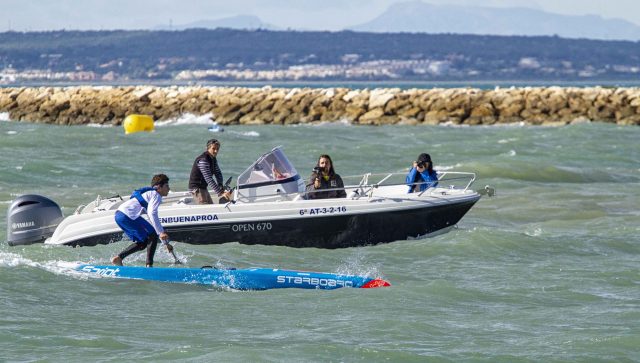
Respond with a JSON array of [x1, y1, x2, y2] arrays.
[[115, 210, 155, 243]]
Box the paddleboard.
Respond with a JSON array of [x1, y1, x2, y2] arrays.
[[74, 264, 390, 290]]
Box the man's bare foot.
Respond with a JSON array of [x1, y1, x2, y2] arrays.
[[111, 256, 123, 266]]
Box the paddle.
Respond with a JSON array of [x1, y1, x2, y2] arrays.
[[169, 249, 182, 265], [164, 240, 182, 264]]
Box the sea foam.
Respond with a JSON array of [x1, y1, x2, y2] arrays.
[[155, 113, 215, 126]]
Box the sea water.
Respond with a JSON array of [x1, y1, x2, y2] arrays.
[[1, 117, 639, 362]]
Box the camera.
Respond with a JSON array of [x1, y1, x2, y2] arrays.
[[313, 166, 323, 174]]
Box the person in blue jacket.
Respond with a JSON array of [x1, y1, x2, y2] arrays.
[[111, 174, 174, 267], [406, 153, 438, 193]]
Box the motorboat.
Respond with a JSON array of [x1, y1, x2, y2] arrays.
[[7, 147, 490, 248]]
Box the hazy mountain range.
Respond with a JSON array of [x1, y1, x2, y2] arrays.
[[169, 1, 640, 41], [156, 15, 278, 31], [350, 1, 640, 40]]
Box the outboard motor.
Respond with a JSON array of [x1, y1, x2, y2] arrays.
[[6, 195, 63, 246]]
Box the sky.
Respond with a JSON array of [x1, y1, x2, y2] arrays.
[[1, 0, 639, 32]]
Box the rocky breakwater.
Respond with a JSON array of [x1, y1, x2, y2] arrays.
[[1, 86, 639, 126]]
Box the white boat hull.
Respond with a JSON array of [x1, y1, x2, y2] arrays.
[[44, 187, 480, 248]]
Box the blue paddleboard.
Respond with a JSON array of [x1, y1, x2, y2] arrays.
[[75, 264, 390, 290]]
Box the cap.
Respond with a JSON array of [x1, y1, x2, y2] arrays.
[[417, 153, 431, 163]]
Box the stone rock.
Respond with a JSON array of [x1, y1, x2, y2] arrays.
[[423, 110, 450, 125], [344, 104, 366, 121], [328, 98, 347, 112], [470, 102, 495, 117], [342, 90, 360, 102], [629, 94, 640, 107], [397, 117, 419, 126], [272, 109, 292, 124], [255, 98, 275, 112], [215, 110, 243, 125], [308, 105, 326, 120], [283, 113, 303, 124], [398, 106, 421, 118], [615, 106, 636, 120], [500, 101, 524, 118], [369, 89, 397, 109], [570, 117, 591, 125], [377, 115, 399, 125], [541, 120, 569, 127], [617, 114, 640, 125], [358, 107, 385, 124], [292, 93, 315, 114], [213, 103, 242, 118], [385, 98, 410, 114], [348, 90, 370, 108], [133, 87, 154, 101]]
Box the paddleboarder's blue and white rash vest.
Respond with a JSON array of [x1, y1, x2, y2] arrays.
[[117, 187, 165, 235]]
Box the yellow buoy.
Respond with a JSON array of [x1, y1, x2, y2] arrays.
[[123, 114, 154, 134]]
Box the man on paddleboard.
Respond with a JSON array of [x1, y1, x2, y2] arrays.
[[111, 174, 174, 267]]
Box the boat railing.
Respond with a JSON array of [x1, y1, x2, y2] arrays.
[[81, 171, 478, 209], [75, 194, 126, 214], [343, 171, 476, 198], [434, 171, 477, 191], [233, 171, 477, 203]]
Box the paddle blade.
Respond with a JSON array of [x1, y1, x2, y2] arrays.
[[169, 250, 182, 264]]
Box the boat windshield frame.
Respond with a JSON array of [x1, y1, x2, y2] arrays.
[[237, 147, 299, 187]]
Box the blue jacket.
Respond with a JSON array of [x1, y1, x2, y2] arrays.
[[406, 168, 438, 193]]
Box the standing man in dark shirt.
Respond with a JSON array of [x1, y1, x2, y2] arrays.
[[189, 139, 232, 204]]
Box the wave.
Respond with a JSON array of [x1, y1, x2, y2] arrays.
[[0, 251, 83, 277], [154, 112, 215, 126], [85, 123, 113, 128], [436, 163, 463, 171], [0, 112, 10, 121], [309, 119, 353, 127], [226, 130, 260, 137], [467, 163, 639, 183], [0, 250, 189, 277], [334, 250, 384, 278]]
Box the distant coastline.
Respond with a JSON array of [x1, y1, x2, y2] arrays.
[[1, 86, 639, 126], [3, 29, 640, 87]]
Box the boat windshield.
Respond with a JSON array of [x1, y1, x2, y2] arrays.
[[237, 147, 299, 187]]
